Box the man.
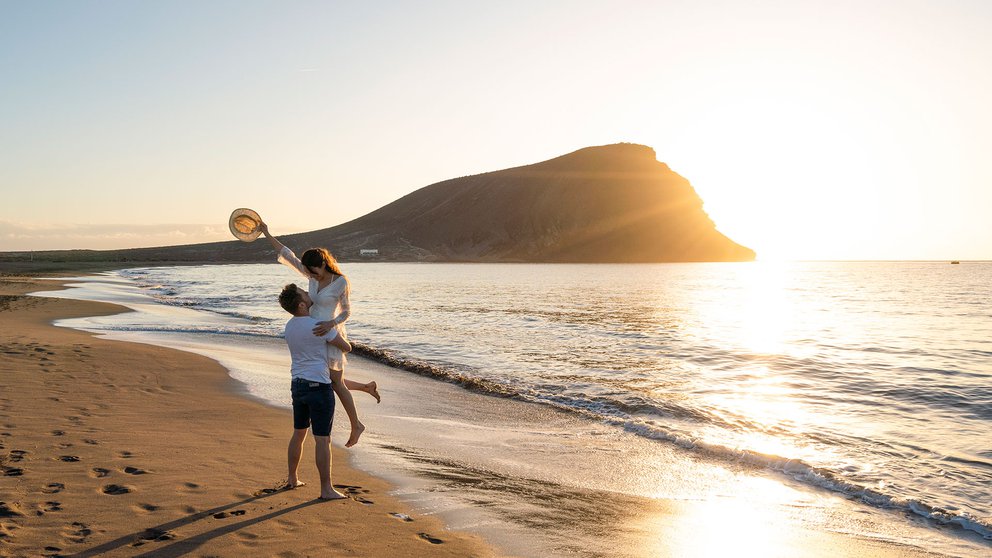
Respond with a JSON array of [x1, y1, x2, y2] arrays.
[[279, 283, 352, 500]]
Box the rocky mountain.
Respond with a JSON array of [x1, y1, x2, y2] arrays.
[[8, 143, 755, 263]]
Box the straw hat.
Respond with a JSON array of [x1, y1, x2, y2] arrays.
[[229, 208, 263, 242]]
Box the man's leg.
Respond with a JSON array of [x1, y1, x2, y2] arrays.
[[287, 428, 308, 488], [314, 435, 345, 499]]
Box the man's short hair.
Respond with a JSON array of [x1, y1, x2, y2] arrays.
[[279, 283, 303, 314]]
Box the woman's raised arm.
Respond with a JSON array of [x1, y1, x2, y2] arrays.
[[260, 223, 308, 279], [259, 222, 285, 253]]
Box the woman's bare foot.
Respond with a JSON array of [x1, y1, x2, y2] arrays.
[[363, 381, 381, 404], [319, 488, 347, 500], [284, 479, 306, 490], [345, 422, 365, 448]]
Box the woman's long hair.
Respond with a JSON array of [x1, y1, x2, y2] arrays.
[[300, 248, 345, 278]]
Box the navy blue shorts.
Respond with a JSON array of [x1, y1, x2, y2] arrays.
[[291, 379, 335, 437]]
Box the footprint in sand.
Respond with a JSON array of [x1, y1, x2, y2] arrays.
[[418, 532, 444, 544], [43, 483, 65, 494], [51, 430, 66, 436], [334, 484, 374, 505], [42, 546, 63, 557], [63, 521, 92, 544], [131, 528, 176, 547], [8, 449, 28, 462], [101, 484, 132, 495], [90, 467, 111, 478], [0, 501, 24, 518], [83, 439, 99, 445], [236, 531, 260, 545], [2, 467, 23, 477], [133, 503, 160, 513], [36, 501, 63, 515], [123, 466, 151, 475], [389, 512, 414, 522], [57, 455, 80, 462], [118, 450, 134, 459], [212, 509, 247, 519]]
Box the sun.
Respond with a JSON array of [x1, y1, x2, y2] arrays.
[[652, 77, 889, 261]]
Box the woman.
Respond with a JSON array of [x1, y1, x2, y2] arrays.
[[260, 222, 379, 448]]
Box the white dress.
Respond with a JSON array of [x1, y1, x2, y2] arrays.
[[278, 246, 351, 371]]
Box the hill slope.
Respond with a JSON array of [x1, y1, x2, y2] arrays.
[[7, 144, 755, 263]]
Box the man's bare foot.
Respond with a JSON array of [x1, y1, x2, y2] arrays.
[[363, 381, 381, 404], [319, 488, 347, 500], [345, 422, 365, 448], [284, 480, 306, 490]]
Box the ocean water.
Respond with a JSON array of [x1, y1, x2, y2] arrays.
[[35, 261, 992, 556]]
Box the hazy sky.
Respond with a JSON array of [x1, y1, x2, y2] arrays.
[[2, 0, 990, 259]]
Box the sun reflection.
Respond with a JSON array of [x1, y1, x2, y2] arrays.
[[698, 374, 843, 468], [640, 476, 822, 558], [686, 261, 845, 466], [689, 261, 801, 358], [738, 260, 795, 355], [677, 498, 790, 557]]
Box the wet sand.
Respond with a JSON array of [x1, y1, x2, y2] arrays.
[[0, 275, 496, 557]]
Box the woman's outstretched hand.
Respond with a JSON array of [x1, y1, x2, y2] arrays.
[[312, 321, 335, 336], [261, 221, 286, 253]]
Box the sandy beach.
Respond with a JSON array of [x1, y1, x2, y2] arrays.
[[2, 269, 984, 558], [0, 275, 496, 557]]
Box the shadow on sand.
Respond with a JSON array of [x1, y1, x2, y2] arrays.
[[69, 486, 334, 557]]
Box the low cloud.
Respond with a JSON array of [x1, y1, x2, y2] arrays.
[[0, 221, 233, 251]]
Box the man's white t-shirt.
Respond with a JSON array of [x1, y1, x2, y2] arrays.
[[284, 316, 339, 384]]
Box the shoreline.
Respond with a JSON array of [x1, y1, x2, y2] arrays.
[[0, 275, 499, 557], [3, 269, 986, 558]]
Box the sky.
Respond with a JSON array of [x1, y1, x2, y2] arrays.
[[2, 0, 990, 260]]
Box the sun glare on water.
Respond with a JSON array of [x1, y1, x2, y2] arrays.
[[690, 261, 843, 464]]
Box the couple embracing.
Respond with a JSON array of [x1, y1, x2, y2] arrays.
[[260, 222, 380, 500]]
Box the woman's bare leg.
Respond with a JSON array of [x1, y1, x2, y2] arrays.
[[329, 369, 365, 447], [344, 379, 380, 403], [328, 334, 352, 353], [328, 334, 381, 404]]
